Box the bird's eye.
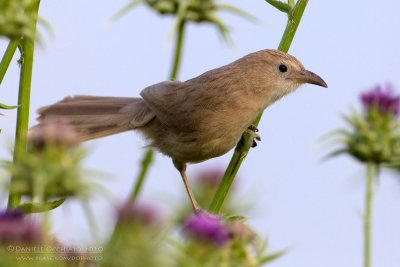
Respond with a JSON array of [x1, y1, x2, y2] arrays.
[[278, 64, 288, 73]]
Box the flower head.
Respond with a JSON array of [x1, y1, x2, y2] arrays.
[[360, 84, 400, 116], [112, 0, 256, 42], [0, 210, 42, 244], [5, 121, 87, 200], [324, 83, 400, 165], [183, 211, 228, 246], [28, 120, 78, 150], [0, 0, 38, 40]]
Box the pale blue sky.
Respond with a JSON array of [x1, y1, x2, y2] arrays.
[[1, 0, 400, 266]]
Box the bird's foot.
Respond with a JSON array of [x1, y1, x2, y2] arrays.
[[248, 124, 259, 132], [246, 125, 261, 148]]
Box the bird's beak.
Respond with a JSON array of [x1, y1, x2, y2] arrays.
[[292, 70, 328, 88]]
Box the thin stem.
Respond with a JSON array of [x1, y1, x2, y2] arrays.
[[0, 39, 20, 85], [288, 0, 295, 9], [278, 0, 309, 53], [364, 162, 376, 267], [170, 20, 186, 81], [130, 149, 154, 203], [209, 0, 309, 213], [7, 1, 40, 209], [128, 20, 186, 202], [209, 132, 254, 213]]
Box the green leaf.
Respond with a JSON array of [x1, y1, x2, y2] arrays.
[[16, 198, 66, 213], [109, 0, 146, 22], [319, 128, 350, 141], [0, 39, 20, 85], [321, 148, 348, 162], [0, 102, 19, 109], [216, 4, 260, 23], [225, 215, 248, 222], [37, 16, 56, 44], [258, 249, 287, 264], [265, 0, 291, 14]]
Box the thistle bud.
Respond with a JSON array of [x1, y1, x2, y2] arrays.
[[326, 84, 400, 165], [28, 120, 78, 150]]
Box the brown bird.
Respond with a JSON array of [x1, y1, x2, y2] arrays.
[[35, 49, 327, 212]]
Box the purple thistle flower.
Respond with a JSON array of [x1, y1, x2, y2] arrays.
[[183, 211, 229, 246], [0, 210, 42, 244], [360, 84, 400, 115]]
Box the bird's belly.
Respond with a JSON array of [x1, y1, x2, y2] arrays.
[[169, 120, 247, 163], [171, 134, 241, 163], [140, 110, 254, 164]]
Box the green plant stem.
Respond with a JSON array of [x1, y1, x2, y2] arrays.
[[277, 0, 308, 53], [209, 0, 309, 213], [128, 20, 186, 202], [7, 0, 40, 209], [364, 162, 376, 267], [130, 149, 154, 203], [170, 20, 186, 81], [0, 39, 19, 85], [288, 0, 295, 9]]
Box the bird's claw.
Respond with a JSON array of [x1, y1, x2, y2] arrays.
[[246, 125, 261, 148], [252, 140, 257, 147], [248, 124, 259, 132]]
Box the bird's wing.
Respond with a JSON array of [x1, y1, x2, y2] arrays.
[[140, 81, 189, 126]]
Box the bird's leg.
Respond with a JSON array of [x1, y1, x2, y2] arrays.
[[173, 160, 201, 213], [246, 124, 261, 147]]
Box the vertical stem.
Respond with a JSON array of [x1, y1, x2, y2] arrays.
[[364, 162, 376, 267], [278, 0, 309, 53], [170, 20, 186, 81], [7, 1, 40, 209], [208, 132, 254, 213], [209, 0, 309, 213], [288, 0, 295, 9], [130, 149, 154, 203], [0, 39, 20, 85], [128, 20, 186, 202]]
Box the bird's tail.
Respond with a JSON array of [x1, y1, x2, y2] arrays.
[[35, 95, 155, 142]]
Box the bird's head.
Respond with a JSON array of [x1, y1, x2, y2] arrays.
[[240, 50, 327, 103], [266, 49, 327, 88]]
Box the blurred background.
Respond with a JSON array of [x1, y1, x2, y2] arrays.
[[1, 0, 400, 266]]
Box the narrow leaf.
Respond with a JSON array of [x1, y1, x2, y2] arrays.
[[0, 39, 20, 85], [216, 4, 260, 23], [321, 148, 348, 162], [109, 0, 145, 22], [258, 249, 287, 264], [0, 102, 19, 109], [17, 198, 66, 213], [265, 0, 291, 14], [225, 215, 248, 222]]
